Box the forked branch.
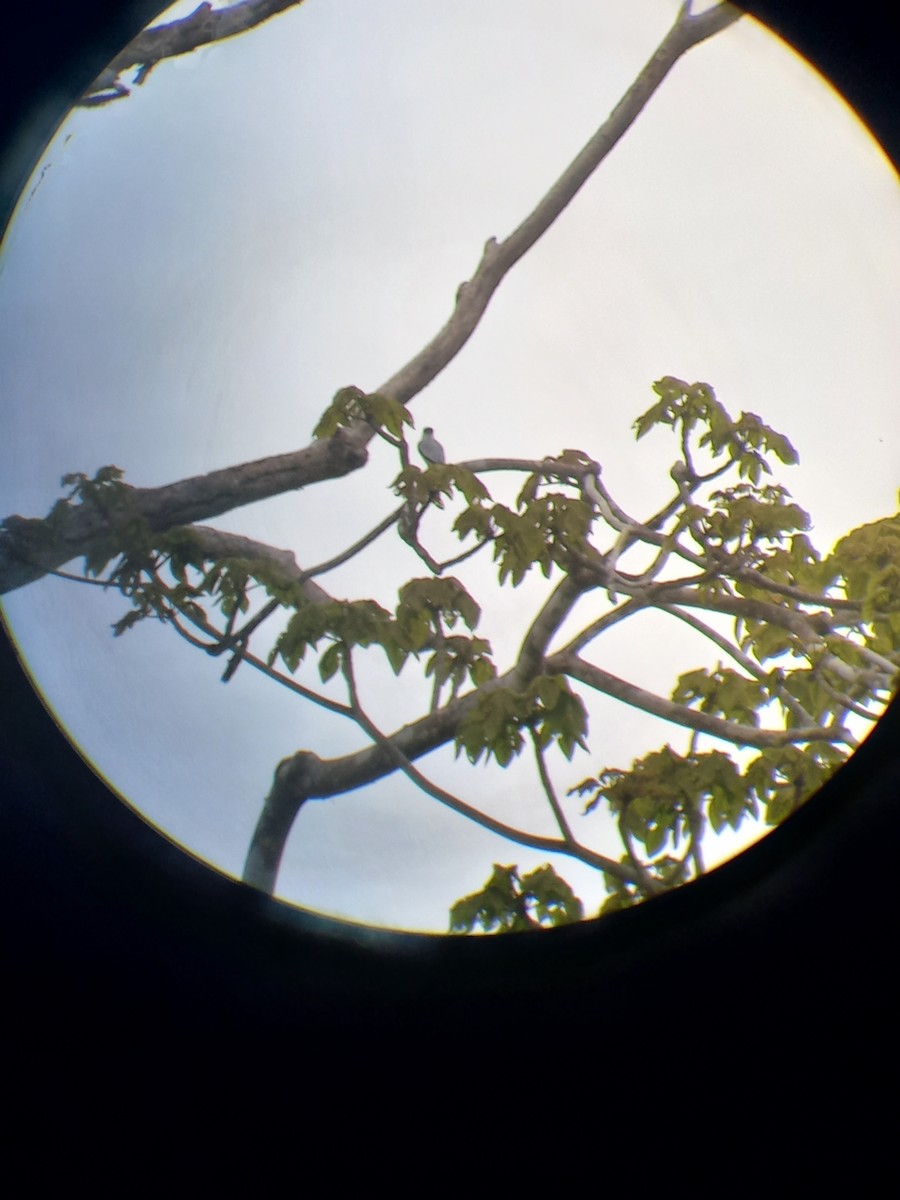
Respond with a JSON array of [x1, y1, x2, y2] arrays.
[[0, 3, 744, 597]]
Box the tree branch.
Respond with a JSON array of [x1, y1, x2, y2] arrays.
[[531, 729, 576, 846], [735, 570, 861, 613], [353, 2, 743, 433], [238, 558, 857, 893], [243, 749, 319, 890], [653, 584, 833, 648], [251, 647, 647, 895], [298, 504, 406, 584], [551, 650, 852, 749], [245, 642, 648, 894], [81, 0, 308, 105], [657, 601, 817, 727], [511, 574, 594, 683], [3, 6, 741, 593], [239, 569, 601, 888], [0, 431, 365, 594]]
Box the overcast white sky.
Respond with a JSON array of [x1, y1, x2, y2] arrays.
[[1, 0, 898, 932]]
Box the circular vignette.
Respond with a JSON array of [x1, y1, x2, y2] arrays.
[[0, 0, 898, 1043]]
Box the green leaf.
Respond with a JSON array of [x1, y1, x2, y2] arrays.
[[453, 501, 495, 542], [672, 664, 766, 726], [455, 675, 588, 767], [318, 642, 343, 683], [111, 610, 144, 637], [520, 864, 584, 927], [313, 386, 412, 439], [572, 746, 748, 856], [449, 863, 584, 933], [744, 744, 847, 825]]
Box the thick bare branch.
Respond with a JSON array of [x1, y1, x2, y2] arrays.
[[0, 430, 365, 594], [243, 750, 318, 890], [175, 525, 332, 602], [240, 565, 600, 886], [512, 574, 595, 683], [367, 3, 742, 421], [3, 6, 741, 594], [81, 0, 307, 105], [244, 646, 646, 894]]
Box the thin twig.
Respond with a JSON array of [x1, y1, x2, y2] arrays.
[[340, 650, 645, 887], [297, 504, 406, 584], [531, 730, 577, 845], [657, 602, 817, 727]]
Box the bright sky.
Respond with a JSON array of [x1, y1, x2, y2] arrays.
[[1, 0, 898, 932]]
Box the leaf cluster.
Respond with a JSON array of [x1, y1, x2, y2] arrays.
[[634, 377, 798, 483], [453, 474, 596, 588], [571, 736, 846, 876], [393, 462, 489, 511], [594, 865, 647, 916], [396, 577, 495, 696], [675, 658, 857, 732], [449, 863, 583, 933], [743, 743, 845, 825], [313, 385, 413, 440], [456, 674, 588, 767], [742, 532, 829, 593], [396, 457, 597, 588], [673, 665, 768, 727], [270, 574, 496, 689], [490, 490, 594, 585], [110, 544, 259, 637], [573, 746, 748, 856], [829, 515, 900, 649], [31, 465, 137, 578], [59, 464, 129, 508], [692, 483, 810, 551]]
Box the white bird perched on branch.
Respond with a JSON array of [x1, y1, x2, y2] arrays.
[[418, 427, 446, 465]]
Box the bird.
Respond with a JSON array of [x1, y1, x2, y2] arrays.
[[670, 460, 695, 489], [418, 427, 446, 465]]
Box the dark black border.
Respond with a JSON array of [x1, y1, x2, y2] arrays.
[[2, 2, 898, 1072]]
